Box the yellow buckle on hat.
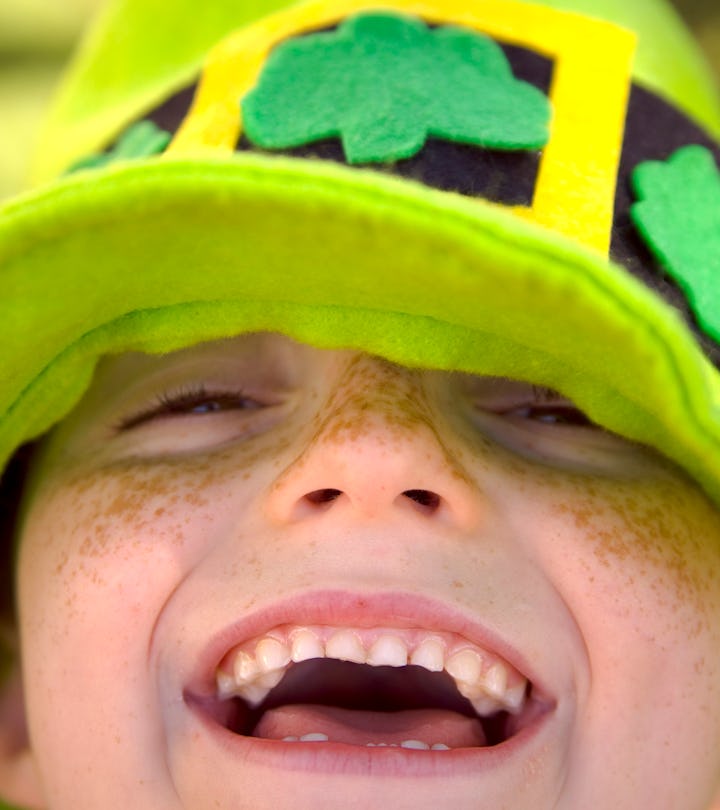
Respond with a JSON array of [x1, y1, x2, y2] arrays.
[[167, 0, 636, 257]]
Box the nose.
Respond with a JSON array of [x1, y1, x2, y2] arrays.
[[264, 357, 483, 530]]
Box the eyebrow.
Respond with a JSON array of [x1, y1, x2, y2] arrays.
[[530, 385, 564, 402]]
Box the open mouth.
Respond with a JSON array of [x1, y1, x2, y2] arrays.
[[204, 624, 548, 752]]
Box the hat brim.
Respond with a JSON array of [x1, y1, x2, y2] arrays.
[[2, 152, 719, 500]]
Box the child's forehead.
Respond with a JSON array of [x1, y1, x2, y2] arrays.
[[83, 334, 338, 399]]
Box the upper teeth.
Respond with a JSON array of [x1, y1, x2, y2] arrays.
[[215, 626, 528, 717]]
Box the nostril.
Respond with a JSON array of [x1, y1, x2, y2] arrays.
[[402, 489, 441, 511], [304, 488, 343, 505]]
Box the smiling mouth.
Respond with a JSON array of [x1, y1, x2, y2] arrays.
[[205, 624, 548, 751]]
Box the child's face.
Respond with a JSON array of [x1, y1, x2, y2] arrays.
[[11, 333, 720, 809]]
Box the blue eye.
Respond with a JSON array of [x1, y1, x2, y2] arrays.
[[119, 386, 265, 430], [488, 385, 597, 429], [509, 404, 595, 427]]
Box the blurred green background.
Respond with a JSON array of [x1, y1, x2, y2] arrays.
[[0, 0, 719, 201]]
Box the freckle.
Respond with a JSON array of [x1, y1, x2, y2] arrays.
[[550, 473, 720, 614], [54, 551, 69, 574]]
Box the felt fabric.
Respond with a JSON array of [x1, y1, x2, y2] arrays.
[[69, 120, 171, 172], [31, 0, 720, 185], [135, 40, 554, 204], [94, 12, 711, 360], [539, 0, 720, 133], [241, 135, 542, 206], [80, 58, 720, 362], [168, 0, 636, 255], [505, 3, 634, 255], [241, 12, 551, 164], [631, 146, 720, 343], [145, 84, 199, 137]]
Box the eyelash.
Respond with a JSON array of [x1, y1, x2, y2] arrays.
[[117, 383, 593, 433], [495, 386, 595, 427], [118, 385, 264, 431]]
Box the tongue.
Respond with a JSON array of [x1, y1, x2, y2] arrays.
[[253, 704, 487, 748]]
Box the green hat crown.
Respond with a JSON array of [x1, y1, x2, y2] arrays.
[[58, 0, 720, 360]]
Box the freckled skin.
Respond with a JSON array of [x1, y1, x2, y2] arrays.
[[10, 334, 720, 809], [274, 354, 476, 496]]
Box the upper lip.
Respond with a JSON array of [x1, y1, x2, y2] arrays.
[[185, 589, 553, 705]]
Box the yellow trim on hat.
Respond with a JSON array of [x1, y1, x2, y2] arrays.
[[167, 0, 636, 256]]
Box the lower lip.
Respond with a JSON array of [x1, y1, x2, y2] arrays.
[[187, 697, 552, 777]]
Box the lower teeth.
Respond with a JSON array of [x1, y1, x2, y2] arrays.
[[280, 735, 452, 750]]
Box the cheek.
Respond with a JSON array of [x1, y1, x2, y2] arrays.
[[450, 414, 720, 625], [544, 474, 720, 782], [16, 454, 260, 652], [527, 469, 720, 724], [547, 475, 720, 623]]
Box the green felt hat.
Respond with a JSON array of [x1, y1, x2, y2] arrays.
[[3, 0, 720, 505]]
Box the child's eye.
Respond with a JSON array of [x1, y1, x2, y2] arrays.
[[118, 386, 267, 430], [500, 403, 595, 427], [481, 384, 597, 429]]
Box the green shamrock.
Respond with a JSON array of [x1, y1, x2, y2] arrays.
[[68, 121, 172, 174], [241, 11, 551, 164], [631, 145, 720, 342]]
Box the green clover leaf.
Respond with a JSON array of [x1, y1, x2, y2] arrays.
[[631, 145, 720, 342], [68, 121, 172, 174], [242, 11, 551, 164]]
